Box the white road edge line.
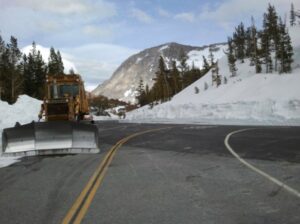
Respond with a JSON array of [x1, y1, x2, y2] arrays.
[[224, 128, 300, 198]]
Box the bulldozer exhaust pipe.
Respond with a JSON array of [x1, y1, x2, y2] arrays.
[[2, 121, 100, 156]]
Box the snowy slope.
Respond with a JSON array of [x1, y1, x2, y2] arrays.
[[0, 95, 41, 167], [22, 45, 77, 73], [127, 26, 300, 126]]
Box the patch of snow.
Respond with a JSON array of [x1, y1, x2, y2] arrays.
[[159, 45, 169, 51], [0, 156, 22, 168], [187, 44, 227, 69], [136, 57, 143, 64], [124, 89, 134, 97], [0, 95, 42, 167]]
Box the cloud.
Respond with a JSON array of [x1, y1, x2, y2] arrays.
[[157, 7, 171, 17], [131, 8, 154, 24], [83, 25, 113, 39], [20, 42, 138, 91], [61, 44, 139, 89], [198, 0, 300, 29], [0, 0, 119, 44], [175, 12, 195, 23], [6, 0, 116, 17]]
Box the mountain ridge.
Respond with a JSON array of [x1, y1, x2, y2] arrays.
[[92, 41, 227, 103]]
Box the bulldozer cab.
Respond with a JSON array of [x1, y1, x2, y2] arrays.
[[49, 83, 79, 99], [44, 74, 89, 121]]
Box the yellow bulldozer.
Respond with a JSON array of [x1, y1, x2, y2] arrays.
[[2, 74, 100, 156]]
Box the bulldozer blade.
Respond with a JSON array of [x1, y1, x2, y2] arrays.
[[2, 121, 100, 157]]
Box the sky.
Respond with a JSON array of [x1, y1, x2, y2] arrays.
[[0, 0, 298, 90]]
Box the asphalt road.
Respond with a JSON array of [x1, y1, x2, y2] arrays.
[[0, 122, 299, 224]]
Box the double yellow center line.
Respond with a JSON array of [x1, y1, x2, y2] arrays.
[[62, 127, 170, 224]]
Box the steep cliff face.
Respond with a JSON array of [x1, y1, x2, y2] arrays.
[[92, 42, 226, 103]]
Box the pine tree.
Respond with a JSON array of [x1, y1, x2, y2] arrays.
[[56, 50, 64, 74], [136, 79, 147, 106], [170, 60, 180, 94], [69, 68, 75, 74], [152, 56, 170, 102], [261, 4, 281, 72], [249, 17, 262, 73], [35, 48, 47, 99], [48, 47, 64, 75], [290, 3, 296, 26], [178, 50, 189, 89], [223, 76, 228, 84], [48, 47, 57, 75], [261, 13, 272, 73], [265, 4, 279, 44], [23, 42, 47, 99], [227, 37, 237, 77], [245, 27, 252, 58], [202, 56, 210, 72], [208, 47, 214, 65], [284, 32, 293, 73], [204, 82, 208, 90], [277, 18, 293, 73], [3, 36, 23, 103], [233, 22, 246, 62], [215, 60, 221, 87]]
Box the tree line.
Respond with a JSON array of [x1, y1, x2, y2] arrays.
[[227, 3, 294, 76], [136, 51, 213, 106], [0, 35, 66, 104]]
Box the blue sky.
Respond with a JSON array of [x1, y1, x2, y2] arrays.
[[0, 0, 297, 90]]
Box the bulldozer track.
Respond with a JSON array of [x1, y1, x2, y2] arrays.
[[61, 127, 171, 224]]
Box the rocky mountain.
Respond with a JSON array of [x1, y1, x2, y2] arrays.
[[92, 42, 227, 103]]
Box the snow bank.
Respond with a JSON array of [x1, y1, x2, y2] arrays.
[[127, 55, 300, 126], [0, 95, 41, 130], [0, 95, 41, 167]]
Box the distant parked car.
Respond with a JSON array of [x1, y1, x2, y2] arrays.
[[90, 107, 99, 115], [90, 107, 111, 117], [117, 108, 126, 119]]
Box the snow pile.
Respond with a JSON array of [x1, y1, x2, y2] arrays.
[[0, 95, 41, 131], [0, 95, 41, 167], [127, 31, 300, 126]]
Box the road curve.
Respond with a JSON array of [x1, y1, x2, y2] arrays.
[[0, 122, 299, 224]]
